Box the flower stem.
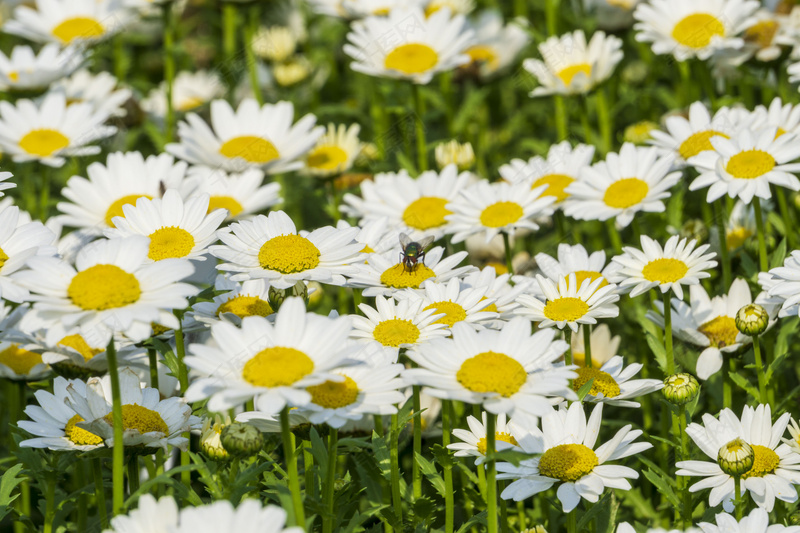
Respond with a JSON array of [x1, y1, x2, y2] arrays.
[[752, 196, 769, 272], [583, 325, 592, 368], [92, 458, 108, 528], [76, 462, 87, 531], [389, 414, 403, 525], [663, 291, 674, 375], [43, 470, 55, 533], [147, 348, 159, 392], [554, 95, 567, 141], [679, 404, 691, 527], [281, 407, 305, 527], [595, 87, 612, 155], [774, 187, 796, 249], [105, 338, 125, 515], [163, 2, 176, 144], [723, 357, 733, 409], [485, 412, 498, 533], [566, 510, 576, 533], [411, 84, 427, 172], [734, 475, 743, 520], [715, 199, 732, 290], [545, 0, 558, 35], [173, 313, 190, 489], [222, 3, 238, 97], [564, 329, 573, 367], [127, 457, 140, 496], [502, 232, 514, 275], [606, 219, 622, 254], [39, 163, 50, 221], [323, 427, 338, 533], [442, 401, 454, 533], [752, 338, 769, 405], [244, 3, 263, 105], [412, 385, 422, 500]]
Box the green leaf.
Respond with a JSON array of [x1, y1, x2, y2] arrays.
[[414, 452, 445, 497], [577, 492, 611, 530], [371, 432, 392, 482], [487, 449, 536, 467], [770, 237, 787, 269], [642, 468, 681, 508], [0, 464, 24, 522], [729, 371, 761, 400], [576, 378, 596, 401], [455, 510, 487, 533]]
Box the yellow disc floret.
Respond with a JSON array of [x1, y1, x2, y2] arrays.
[[679, 130, 729, 160], [384, 44, 439, 75], [603, 178, 649, 209], [58, 335, 103, 362], [543, 297, 589, 322], [242, 347, 314, 388], [480, 201, 524, 228], [0, 344, 43, 375], [147, 227, 195, 261], [642, 258, 688, 284], [68, 265, 142, 311], [571, 270, 607, 291], [538, 443, 598, 481], [307, 375, 359, 408], [219, 136, 280, 164], [0, 246, 8, 270], [217, 295, 273, 318], [571, 367, 621, 398], [373, 319, 421, 347], [402, 197, 452, 230], [557, 63, 591, 87], [380, 263, 435, 289], [456, 351, 527, 397], [698, 316, 738, 348], [726, 150, 776, 179], [307, 146, 349, 172], [671, 14, 725, 49], [64, 414, 103, 446], [532, 174, 575, 202], [52, 17, 104, 44], [741, 445, 780, 479], [103, 404, 169, 435], [208, 196, 244, 218], [258, 234, 321, 274], [423, 301, 467, 327], [18, 129, 70, 157], [477, 432, 518, 455], [105, 195, 153, 228]]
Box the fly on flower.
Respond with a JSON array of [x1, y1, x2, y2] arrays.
[[399, 232, 435, 273]]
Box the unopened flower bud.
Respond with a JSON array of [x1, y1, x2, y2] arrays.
[[662, 373, 700, 405], [717, 438, 754, 477], [435, 140, 475, 171], [735, 304, 769, 336], [269, 282, 308, 310], [623, 121, 658, 145], [221, 422, 264, 458], [520, 526, 547, 533], [200, 415, 230, 461], [789, 510, 800, 525]]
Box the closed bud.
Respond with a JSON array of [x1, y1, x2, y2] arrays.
[[662, 373, 700, 405], [735, 304, 769, 336], [269, 282, 308, 310], [623, 121, 658, 145], [435, 140, 475, 171], [200, 415, 230, 461], [221, 422, 264, 458], [717, 438, 754, 477]]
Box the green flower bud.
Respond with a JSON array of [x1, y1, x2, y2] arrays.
[[269, 282, 308, 310], [679, 219, 708, 245], [662, 373, 700, 405], [221, 422, 264, 458], [520, 526, 547, 533], [789, 510, 800, 525], [735, 304, 769, 337], [623, 121, 659, 145], [718, 438, 754, 477], [200, 415, 230, 461]]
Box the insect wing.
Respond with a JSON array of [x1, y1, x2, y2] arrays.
[[399, 232, 412, 249], [417, 236, 435, 250]]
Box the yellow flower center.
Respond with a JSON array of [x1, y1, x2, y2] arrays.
[[307, 375, 359, 408], [480, 201, 524, 228], [671, 13, 725, 49], [384, 43, 439, 75], [571, 367, 621, 398], [0, 246, 9, 270], [64, 414, 103, 446], [151, 323, 171, 336], [258, 234, 320, 274], [532, 174, 575, 202], [68, 265, 142, 311], [570, 270, 607, 291], [51, 17, 104, 44], [486, 262, 508, 276], [18, 129, 69, 157], [477, 432, 518, 455], [603, 178, 649, 209], [456, 351, 527, 397], [105, 195, 153, 228], [698, 315, 738, 348], [147, 227, 195, 261], [423, 300, 467, 327], [726, 150, 776, 179], [557, 63, 591, 86], [402, 196, 452, 230], [466, 45, 498, 69], [543, 297, 589, 322], [776, 127, 787, 139], [745, 20, 779, 48], [307, 146, 349, 172], [242, 347, 314, 388], [538, 444, 599, 482], [726, 227, 752, 250], [741, 445, 780, 479], [679, 130, 729, 160], [642, 258, 688, 284], [372, 319, 421, 347], [217, 295, 273, 318], [8, 72, 19, 83], [480, 296, 499, 313], [0, 344, 42, 375], [58, 334, 102, 362], [380, 263, 435, 289], [219, 136, 280, 164], [102, 404, 169, 435], [361, 245, 375, 254], [176, 96, 206, 112], [208, 196, 244, 217]]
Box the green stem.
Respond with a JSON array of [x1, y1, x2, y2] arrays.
[[679, 405, 691, 527], [606, 219, 622, 254], [303, 442, 314, 500], [595, 87, 612, 155], [752, 196, 769, 272], [389, 414, 403, 525], [663, 291, 675, 375], [564, 329, 573, 367], [76, 462, 87, 532], [127, 457, 140, 496], [753, 338, 768, 405], [92, 459, 108, 528], [43, 470, 55, 533], [442, 401, 454, 533], [583, 325, 593, 368], [566, 509, 576, 533], [281, 407, 305, 527], [502, 232, 514, 275], [39, 163, 50, 221], [486, 413, 498, 533], [554, 95, 567, 141], [545, 0, 558, 35], [222, 4, 238, 98], [411, 84, 427, 172], [734, 475, 743, 520], [113, 35, 126, 81], [244, 3, 263, 105], [163, 2, 176, 144], [498, 479, 510, 533], [513, 0, 526, 18], [412, 385, 422, 500], [715, 199, 732, 290], [323, 427, 338, 533], [723, 356, 732, 409], [106, 339, 125, 515], [173, 314, 190, 490], [775, 187, 796, 249], [147, 348, 159, 392]]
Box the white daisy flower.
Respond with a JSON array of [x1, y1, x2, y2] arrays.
[[191, 274, 275, 326], [633, 0, 760, 62], [210, 210, 363, 289], [750, 97, 800, 138], [676, 404, 800, 512], [463, 10, 529, 78], [342, 165, 474, 241], [397, 278, 498, 330], [688, 127, 800, 203], [184, 166, 281, 221], [424, 0, 474, 16], [171, 500, 304, 533], [341, 0, 425, 18], [448, 411, 523, 465], [461, 266, 528, 325], [533, 243, 619, 296], [0, 172, 15, 199], [350, 295, 449, 352], [0, 318, 51, 382], [19, 376, 103, 451], [141, 70, 225, 120], [616, 523, 699, 533], [343, 6, 474, 84], [646, 279, 773, 380], [184, 298, 358, 415], [57, 151, 189, 234], [563, 143, 681, 228], [724, 200, 756, 252], [585, 0, 642, 32], [104, 189, 227, 263], [499, 142, 595, 207], [48, 69, 131, 118], [4, 0, 134, 46], [571, 355, 664, 407], [16, 236, 198, 346], [698, 508, 800, 533], [515, 273, 620, 333], [403, 318, 576, 416], [65, 367, 197, 451], [0, 92, 116, 167], [571, 324, 620, 368], [304, 123, 364, 177], [759, 250, 800, 317], [0, 44, 82, 91], [608, 235, 717, 300], [444, 179, 556, 244], [346, 246, 473, 297], [498, 402, 651, 510], [167, 98, 323, 174], [522, 29, 623, 96], [338, 217, 400, 256], [103, 494, 178, 533], [0, 204, 58, 303]]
